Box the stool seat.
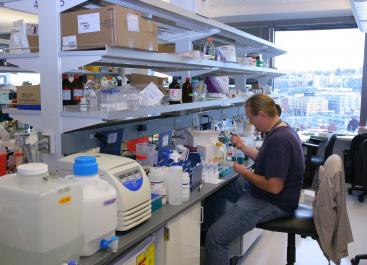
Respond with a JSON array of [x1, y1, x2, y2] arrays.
[[256, 204, 317, 237]]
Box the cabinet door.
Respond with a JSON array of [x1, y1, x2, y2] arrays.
[[165, 202, 201, 265]]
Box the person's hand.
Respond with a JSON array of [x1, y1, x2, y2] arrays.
[[232, 162, 249, 176], [231, 134, 245, 150]]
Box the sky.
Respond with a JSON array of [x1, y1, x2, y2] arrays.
[[274, 28, 365, 72]]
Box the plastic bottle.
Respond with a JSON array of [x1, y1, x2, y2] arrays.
[[80, 97, 88, 112], [182, 172, 190, 201], [195, 77, 207, 101], [169, 76, 182, 104], [72, 156, 117, 256], [168, 166, 183, 206], [148, 167, 167, 204], [203, 37, 216, 60], [182, 77, 193, 103], [86, 90, 98, 110], [191, 78, 200, 102]]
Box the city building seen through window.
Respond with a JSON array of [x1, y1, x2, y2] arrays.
[[273, 28, 365, 133]]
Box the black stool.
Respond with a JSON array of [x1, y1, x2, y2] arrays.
[[256, 204, 318, 265]]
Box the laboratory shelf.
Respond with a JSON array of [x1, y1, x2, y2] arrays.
[[0, 66, 36, 73], [0, 48, 285, 78], [60, 47, 286, 77], [4, 97, 247, 132], [104, 0, 286, 58], [62, 97, 247, 121], [0, 53, 40, 72]]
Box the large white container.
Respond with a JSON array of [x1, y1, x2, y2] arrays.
[[0, 163, 83, 265], [72, 156, 118, 256]]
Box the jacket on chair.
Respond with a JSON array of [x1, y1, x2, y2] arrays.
[[312, 154, 353, 265]]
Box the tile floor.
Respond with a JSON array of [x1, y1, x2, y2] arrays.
[[237, 190, 367, 265]]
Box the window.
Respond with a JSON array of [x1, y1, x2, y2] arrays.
[[273, 29, 365, 133]]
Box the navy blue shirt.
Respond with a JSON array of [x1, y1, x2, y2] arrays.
[[250, 126, 304, 212]]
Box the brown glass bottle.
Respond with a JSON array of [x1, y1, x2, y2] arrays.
[[182, 77, 193, 103], [62, 74, 74, 105], [169, 76, 182, 104], [73, 75, 84, 103]]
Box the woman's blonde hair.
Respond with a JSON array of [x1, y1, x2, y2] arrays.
[[245, 94, 277, 117]]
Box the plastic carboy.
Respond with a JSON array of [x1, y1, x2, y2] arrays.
[[0, 163, 83, 265], [72, 156, 118, 256]]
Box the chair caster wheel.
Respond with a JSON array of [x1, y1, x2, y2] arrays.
[[351, 258, 359, 265]]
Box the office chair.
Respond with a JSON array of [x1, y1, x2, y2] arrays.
[[350, 139, 367, 265], [255, 154, 351, 265], [302, 134, 337, 187], [344, 133, 367, 202], [256, 204, 317, 265]]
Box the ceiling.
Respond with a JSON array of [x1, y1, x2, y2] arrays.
[[207, 0, 353, 23]]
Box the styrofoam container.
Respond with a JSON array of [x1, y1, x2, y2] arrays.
[[72, 156, 118, 256], [0, 163, 83, 265]]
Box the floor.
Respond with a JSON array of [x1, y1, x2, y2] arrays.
[[237, 189, 367, 265]]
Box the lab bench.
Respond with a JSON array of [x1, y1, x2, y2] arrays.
[[80, 160, 252, 265]]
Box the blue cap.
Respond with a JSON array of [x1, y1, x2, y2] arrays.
[[68, 260, 78, 265], [73, 156, 98, 177]]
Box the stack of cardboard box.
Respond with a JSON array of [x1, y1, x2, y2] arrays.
[[60, 5, 158, 52]]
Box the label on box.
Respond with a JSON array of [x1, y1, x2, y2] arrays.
[[62, 35, 77, 50], [169, 89, 182, 101], [127, 13, 139, 32], [77, 12, 100, 34]]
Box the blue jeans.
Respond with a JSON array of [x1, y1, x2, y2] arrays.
[[204, 176, 291, 265]]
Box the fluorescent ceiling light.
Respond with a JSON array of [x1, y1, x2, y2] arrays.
[[350, 0, 367, 32]]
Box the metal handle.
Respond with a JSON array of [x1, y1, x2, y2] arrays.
[[200, 206, 204, 224]]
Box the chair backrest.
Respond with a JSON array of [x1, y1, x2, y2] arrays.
[[361, 139, 367, 188], [324, 134, 337, 160]]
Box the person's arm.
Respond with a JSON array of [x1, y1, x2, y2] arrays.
[[233, 163, 284, 194], [231, 134, 258, 160]]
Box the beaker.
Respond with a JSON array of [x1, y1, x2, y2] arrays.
[[136, 143, 157, 166]]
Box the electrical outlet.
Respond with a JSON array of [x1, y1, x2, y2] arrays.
[[39, 133, 56, 154]]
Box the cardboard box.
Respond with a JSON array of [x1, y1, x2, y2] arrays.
[[140, 19, 158, 52], [128, 73, 167, 94], [158, 43, 175, 53], [26, 23, 39, 52], [61, 5, 142, 50], [27, 35, 39, 53], [16, 85, 41, 105]]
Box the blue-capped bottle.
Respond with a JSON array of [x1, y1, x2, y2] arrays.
[[72, 156, 118, 256]]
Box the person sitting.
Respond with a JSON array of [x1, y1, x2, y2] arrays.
[[204, 94, 304, 265]]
